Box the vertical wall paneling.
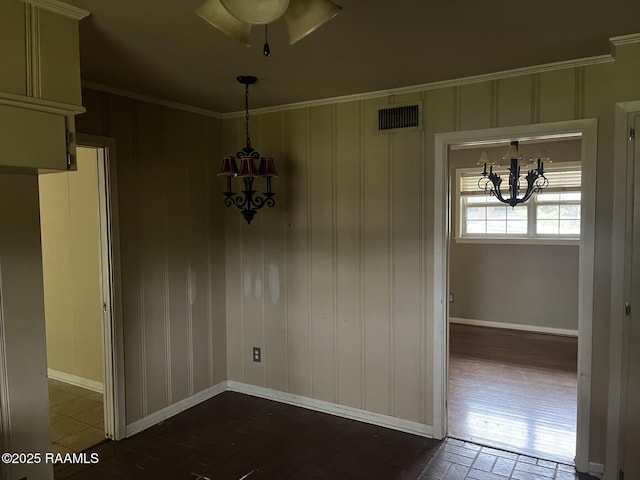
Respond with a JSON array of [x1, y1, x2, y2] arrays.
[[223, 117, 244, 382], [335, 101, 362, 409], [458, 82, 492, 131], [423, 87, 456, 425], [241, 116, 266, 387], [574, 67, 586, 119], [309, 105, 336, 402], [77, 89, 226, 425], [283, 108, 312, 396], [260, 111, 287, 392], [138, 102, 169, 413], [538, 69, 577, 123], [390, 93, 423, 422], [206, 115, 226, 387], [115, 96, 146, 421], [490, 81, 499, 128], [165, 109, 189, 403], [497, 75, 533, 127], [187, 114, 206, 393], [362, 97, 392, 415], [530, 74, 541, 124]]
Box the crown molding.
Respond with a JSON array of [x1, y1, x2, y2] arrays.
[[86, 51, 618, 120], [221, 53, 614, 118], [81, 80, 224, 119], [21, 0, 90, 20], [610, 33, 640, 46]]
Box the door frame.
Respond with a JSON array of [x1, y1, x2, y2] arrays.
[[77, 134, 126, 441], [605, 101, 640, 480], [432, 119, 597, 472]]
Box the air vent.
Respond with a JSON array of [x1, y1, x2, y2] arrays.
[[377, 103, 421, 132]]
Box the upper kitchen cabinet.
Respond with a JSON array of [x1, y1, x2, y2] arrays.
[[0, 0, 88, 171], [0, 0, 87, 105]]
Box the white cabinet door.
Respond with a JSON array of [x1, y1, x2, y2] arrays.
[[0, 103, 68, 171]]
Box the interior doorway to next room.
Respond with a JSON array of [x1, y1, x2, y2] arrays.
[[39, 144, 118, 452]]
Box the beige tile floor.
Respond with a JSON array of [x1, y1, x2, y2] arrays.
[[48, 378, 105, 455]]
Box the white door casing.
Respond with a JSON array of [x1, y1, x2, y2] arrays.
[[433, 119, 597, 473]]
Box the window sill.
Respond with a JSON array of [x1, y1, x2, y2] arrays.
[[454, 237, 580, 246]]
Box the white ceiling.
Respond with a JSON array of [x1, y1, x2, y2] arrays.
[[64, 0, 640, 113]]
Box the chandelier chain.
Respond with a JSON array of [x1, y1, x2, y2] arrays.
[[245, 82, 251, 149]]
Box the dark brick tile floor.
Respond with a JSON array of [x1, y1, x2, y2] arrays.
[[54, 392, 598, 480]]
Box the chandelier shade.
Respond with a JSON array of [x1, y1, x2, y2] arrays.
[[285, 0, 342, 44], [258, 157, 278, 177], [218, 156, 238, 176], [220, 0, 290, 25], [196, 0, 252, 46], [237, 156, 259, 177]]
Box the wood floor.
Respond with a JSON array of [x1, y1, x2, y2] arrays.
[[448, 324, 578, 464]]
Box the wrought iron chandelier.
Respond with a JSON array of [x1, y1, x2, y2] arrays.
[[478, 141, 549, 207], [218, 76, 277, 224]]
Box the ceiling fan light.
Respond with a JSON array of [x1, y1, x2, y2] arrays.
[[220, 0, 290, 25], [196, 0, 252, 46], [285, 0, 342, 45]]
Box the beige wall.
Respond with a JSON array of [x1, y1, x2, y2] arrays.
[[76, 89, 227, 424], [449, 141, 580, 331], [222, 43, 640, 464], [39, 147, 104, 384]]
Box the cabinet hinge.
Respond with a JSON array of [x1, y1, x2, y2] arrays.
[[629, 127, 635, 141], [625, 302, 631, 316], [66, 129, 73, 145], [66, 153, 74, 170]]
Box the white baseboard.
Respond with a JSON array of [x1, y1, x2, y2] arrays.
[[227, 381, 433, 438], [125, 380, 433, 440], [125, 381, 227, 437], [449, 317, 578, 337], [47, 368, 104, 393]]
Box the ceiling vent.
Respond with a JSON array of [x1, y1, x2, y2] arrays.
[[377, 102, 422, 133]]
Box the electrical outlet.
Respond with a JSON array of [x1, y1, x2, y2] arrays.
[[252, 347, 261, 363], [449, 293, 454, 303]]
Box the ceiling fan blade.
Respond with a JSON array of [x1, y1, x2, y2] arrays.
[[196, 0, 252, 46], [285, 0, 342, 45]]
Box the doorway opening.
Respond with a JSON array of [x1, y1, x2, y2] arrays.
[[446, 136, 581, 463], [39, 144, 120, 453], [433, 119, 597, 473]]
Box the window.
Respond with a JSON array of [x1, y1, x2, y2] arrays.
[[457, 162, 581, 242]]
